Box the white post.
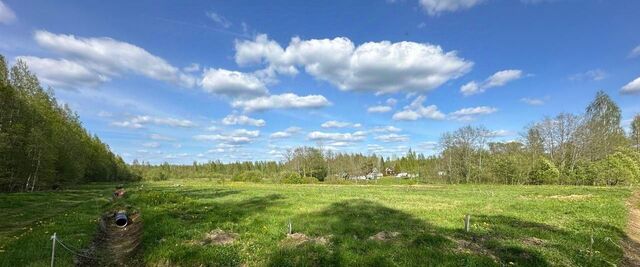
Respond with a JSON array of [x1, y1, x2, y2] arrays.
[[464, 215, 471, 232], [288, 220, 292, 235], [50, 233, 56, 267]]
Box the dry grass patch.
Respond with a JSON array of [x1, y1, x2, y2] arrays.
[[281, 233, 330, 246], [522, 236, 547, 246], [547, 194, 593, 200], [190, 229, 238, 246], [368, 231, 400, 241]]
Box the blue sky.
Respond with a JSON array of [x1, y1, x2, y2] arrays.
[[1, 0, 639, 164]]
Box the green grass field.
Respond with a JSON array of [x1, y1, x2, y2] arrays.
[[0, 181, 635, 266]]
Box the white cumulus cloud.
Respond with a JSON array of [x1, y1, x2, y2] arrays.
[[16, 56, 110, 88], [200, 68, 268, 98], [367, 105, 393, 113], [392, 95, 445, 121], [112, 115, 195, 129], [194, 129, 260, 145], [461, 69, 523, 96], [221, 114, 266, 127], [30, 30, 196, 88], [449, 106, 497, 121], [270, 126, 302, 139], [621, 77, 640, 95], [321, 120, 361, 128], [231, 93, 331, 112], [307, 131, 367, 142], [234, 34, 472, 95]]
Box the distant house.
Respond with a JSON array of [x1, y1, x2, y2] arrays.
[[384, 167, 395, 176], [349, 168, 383, 180], [396, 172, 418, 179], [366, 168, 383, 180]]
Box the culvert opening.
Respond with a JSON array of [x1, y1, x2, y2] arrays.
[[114, 212, 128, 228]]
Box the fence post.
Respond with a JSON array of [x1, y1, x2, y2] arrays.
[[464, 215, 471, 232], [50, 232, 56, 267]]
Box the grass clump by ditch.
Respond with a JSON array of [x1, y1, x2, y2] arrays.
[[0, 180, 634, 266]]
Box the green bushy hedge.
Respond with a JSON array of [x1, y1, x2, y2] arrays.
[[274, 171, 318, 184]]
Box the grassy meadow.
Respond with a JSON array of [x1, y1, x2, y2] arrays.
[[0, 180, 635, 266]]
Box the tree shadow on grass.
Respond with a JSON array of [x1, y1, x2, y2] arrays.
[[572, 219, 635, 266], [268, 199, 561, 267], [141, 192, 285, 266]]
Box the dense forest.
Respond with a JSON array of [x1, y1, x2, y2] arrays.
[[134, 91, 640, 186], [0, 55, 134, 192]]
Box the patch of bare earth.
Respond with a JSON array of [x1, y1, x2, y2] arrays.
[[450, 237, 499, 263], [281, 233, 330, 247], [521, 237, 547, 246], [622, 190, 640, 266], [368, 231, 400, 241], [189, 229, 238, 246]]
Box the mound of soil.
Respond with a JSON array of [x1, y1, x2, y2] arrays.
[[451, 237, 499, 263], [521, 237, 547, 246], [282, 233, 330, 246], [368, 231, 400, 241], [200, 229, 238, 245]]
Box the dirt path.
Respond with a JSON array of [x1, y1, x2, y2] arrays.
[[622, 190, 640, 266]]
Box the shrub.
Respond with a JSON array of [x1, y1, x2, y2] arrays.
[[303, 176, 319, 184], [528, 157, 559, 185], [616, 148, 640, 183], [592, 152, 636, 185], [567, 160, 597, 185], [274, 171, 318, 184], [232, 170, 263, 183], [278, 171, 304, 184]]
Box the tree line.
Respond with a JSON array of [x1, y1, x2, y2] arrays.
[[438, 91, 640, 185], [0, 55, 134, 192], [133, 91, 640, 186]]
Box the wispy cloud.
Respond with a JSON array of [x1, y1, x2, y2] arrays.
[[0, 0, 16, 24], [206, 11, 232, 28], [461, 69, 523, 96], [520, 97, 545, 106], [569, 69, 607, 81]]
